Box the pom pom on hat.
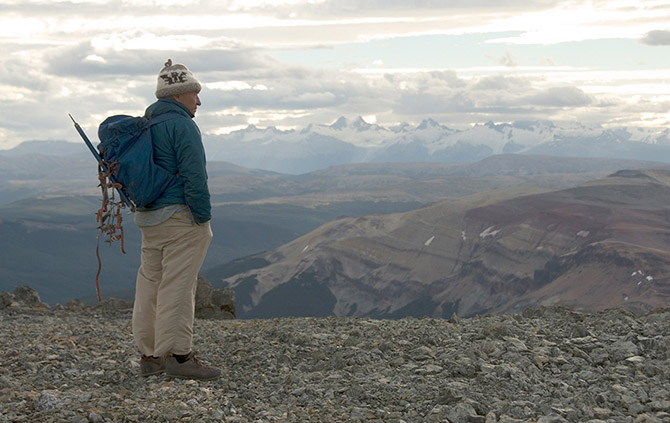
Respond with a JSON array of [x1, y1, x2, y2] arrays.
[[155, 59, 202, 99]]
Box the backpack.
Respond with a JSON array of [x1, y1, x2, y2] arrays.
[[97, 112, 182, 209], [69, 111, 184, 301]]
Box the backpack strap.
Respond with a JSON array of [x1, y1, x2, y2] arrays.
[[148, 112, 184, 126]]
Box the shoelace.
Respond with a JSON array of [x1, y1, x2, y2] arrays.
[[190, 354, 215, 369]]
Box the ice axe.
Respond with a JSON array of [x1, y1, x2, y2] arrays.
[[68, 113, 132, 207]]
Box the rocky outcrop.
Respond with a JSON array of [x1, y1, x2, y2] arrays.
[[0, 285, 50, 311], [195, 276, 236, 320], [1, 281, 236, 320]]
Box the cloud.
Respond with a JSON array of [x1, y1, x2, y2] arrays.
[[495, 51, 517, 67], [640, 30, 670, 46], [389, 72, 597, 122], [44, 41, 267, 78], [525, 87, 593, 107], [0, 0, 668, 150], [257, 0, 562, 18], [202, 66, 368, 113], [395, 91, 476, 115], [473, 75, 531, 91]]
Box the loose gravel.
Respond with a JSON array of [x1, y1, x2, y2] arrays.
[[1, 306, 669, 423]]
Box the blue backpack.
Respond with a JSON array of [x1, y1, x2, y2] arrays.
[[97, 112, 182, 208]]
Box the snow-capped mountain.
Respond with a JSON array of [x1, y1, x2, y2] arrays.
[[7, 117, 666, 175], [201, 117, 670, 174], [302, 116, 394, 148]]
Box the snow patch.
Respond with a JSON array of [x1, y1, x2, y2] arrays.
[[461, 231, 466, 241], [424, 236, 435, 246], [480, 226, 500, 238]]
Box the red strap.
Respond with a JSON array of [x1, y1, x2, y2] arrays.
[[95, 240, 102, 302]]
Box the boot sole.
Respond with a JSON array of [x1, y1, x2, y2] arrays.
[[166, 372, 221, 381], [140, 369, 165, 377]]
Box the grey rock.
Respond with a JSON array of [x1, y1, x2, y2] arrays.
[[65, 299, 85, 311], [650, 400, 670, 412], [634, 414, 662, 423], [537, 415, 568, 423], [32, 390, 62, 411], [0, 291, 11, 309], [436, 382, 467, 405], [195, 276, 236, 319], [88, 412, 104, 423], [591, 407, 612, 419], [13, 285, 48, 309], [92, 297, 133, 313], [408, 345, 435, 361], [444, 402, 479, 422], [610, 340, 640, 361]]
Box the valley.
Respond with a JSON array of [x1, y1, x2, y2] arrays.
[[1, 150, 669, 315]]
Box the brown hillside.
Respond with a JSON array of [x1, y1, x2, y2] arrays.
[[225, 169, 670, 318]]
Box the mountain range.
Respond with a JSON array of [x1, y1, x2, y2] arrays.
[[3, 119, 670, 315], [214, 168, 670, 318], [4, 117, 670, 176], [201, 117, 670, 174], [2, 151, 665, 307]]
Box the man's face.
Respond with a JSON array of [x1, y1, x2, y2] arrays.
[[174, 91, 201, 115]]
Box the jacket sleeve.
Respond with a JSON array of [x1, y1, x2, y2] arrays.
[[172, 120, 211, 223]]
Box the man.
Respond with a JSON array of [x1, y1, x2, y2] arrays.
[[132, 59, 220, 380]]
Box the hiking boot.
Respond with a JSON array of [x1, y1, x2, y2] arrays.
[[165, 352, 221, 380], [139, 355, 165, 377]]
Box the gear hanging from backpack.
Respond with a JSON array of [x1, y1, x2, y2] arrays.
[[94, 160, 127, 301]]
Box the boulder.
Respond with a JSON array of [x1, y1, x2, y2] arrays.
[[12, 285, 49, 310], [65, 299, 85, 312], [195, 276, 236, 320], [0, 291, 12, 309]]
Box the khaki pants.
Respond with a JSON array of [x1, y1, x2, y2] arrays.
[[132, 211, 213, 357]]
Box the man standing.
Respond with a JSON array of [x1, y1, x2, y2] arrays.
[[132, 59, 220, 380]]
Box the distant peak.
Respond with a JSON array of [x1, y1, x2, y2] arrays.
[[352, 116, 373, 131], [417, 118, 441, 130], [391, 122, 411, 133], [301, 123, 314, 134], [330, 116, 349, 130], [483, 121, 514, 132]]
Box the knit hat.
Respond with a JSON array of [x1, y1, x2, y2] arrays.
[[155, 59, 201, 99]]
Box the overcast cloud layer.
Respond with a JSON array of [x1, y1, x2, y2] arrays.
[[1, 0, 670, 149]]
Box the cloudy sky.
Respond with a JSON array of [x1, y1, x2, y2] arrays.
[[2, 0, 670, 149]]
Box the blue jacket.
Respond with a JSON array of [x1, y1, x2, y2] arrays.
[[142, 99, 211, 223]]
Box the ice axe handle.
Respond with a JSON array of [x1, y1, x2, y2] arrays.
[[68, 113, 132, 207]]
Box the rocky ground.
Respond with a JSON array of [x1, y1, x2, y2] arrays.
[[1, 296, 669, 422]]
